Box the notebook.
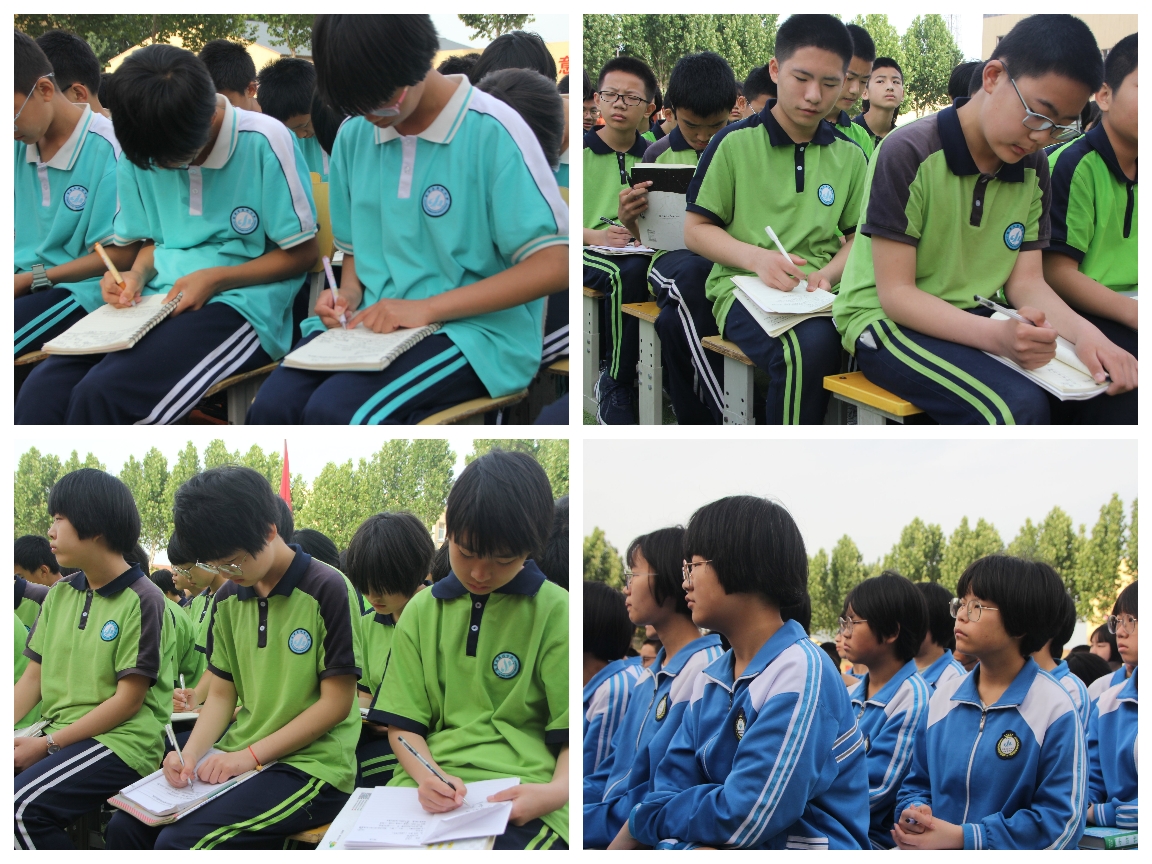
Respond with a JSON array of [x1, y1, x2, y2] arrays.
[[1078, 826, 1138, 849], [982, 312, 1110, 401], [584, 244, 657, 256], [730, 275, 834, 314], [733, 288, 833, 338], [15, 719, 50, 738], [632, 164, 697, 251], [42, 293, 182, 355], [281, 324, 441, 372], [170, 711, 200, 722], [317, 790, 494, 851]]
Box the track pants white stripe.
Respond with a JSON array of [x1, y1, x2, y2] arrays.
[[15, 742, 111, 850]]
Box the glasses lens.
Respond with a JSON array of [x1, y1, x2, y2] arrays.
[[949, 598, 961, 618]]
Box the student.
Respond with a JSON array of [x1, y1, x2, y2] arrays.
[[1090, 622, 1122, 669], [893, 555, 1085, 849], [742, 65, 776, 117], [14, 31, 135, 355], [729, 81, 746, 123], [623, 496, 868, 849], [583, 580, 638, 776], [826, 24, 878, 158], [168, 534, 226, 713], [913, 580, 967, 690], [14, 611, 42, 731], [256, 57, 330, 180], [150, 567, 205, 692], [583, 526, 724, 849], [469, 29, 556, 84], [1087, 581, 1137, 701], [429, 540, 451, 583], [1043, 34, 1137, 346], [35, 29, 108, 116], [373, 450, 569, 849], [685, 15, 868, 425], [14, 469, 171, 850], [1065, 650, 1113, 690], [15, 44, 319, 425], [350, 512, 434, 786], [537, 495, 569, 591], [438, 52, 481, 77], [248, 15, 567, 425], [198, 39, 260, 111], [838, 572, 931, 848], [641, 53, 736, 168], [1030, 579, 1090, 729], [853, 57, 903, 152], [292, 528, 341, 570], [639, 637, 660, 667], [949, 60, 984, 103], [15, 535, 62, 588], [105, 466, 362, 849], [835, 14, 1137, 425], [582, 70, 599, 132]]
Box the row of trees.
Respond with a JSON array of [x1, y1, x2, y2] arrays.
[[584, 13, 964, 116], [585, 494, 1137, 635], [15, 439, 568, 558]]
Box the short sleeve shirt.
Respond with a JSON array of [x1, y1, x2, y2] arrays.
[[358, 611, 396, 696], [15, 105, 121, 312], [688, 101, 869, 333], [833, 100, 1051, 354], [112, 98, 318, 359], [296, 134, 329, 182], [643, 126, 702, 167], [164, 595, 205, 687], [15, 611, 41, 729], [318, 76, 568, 397], [583, 127, 650, 230], [850, 113, 882, 160], [188, 587, 216, 656], [15, 578, 49, 630]]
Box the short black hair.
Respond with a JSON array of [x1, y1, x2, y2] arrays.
[[47, 469, 140, 557], [557, 74, 569, 94], [649, 84, 663, 117], [446, 449, 553, 560], [1090, 624, 1121, 663], [107, 44, 217, 170], [956, 555, 1067, 657], [149, 568, 176, 596], [683, 495, 807, 606], [582, 68, 593, 102], [310, 91, 346, 155], [538, 496, 569, 590], [1049, 585, 1077, 660], [843, 571, 927, 662], [1104, 33, 1137, 93], [469, 30, 556, 84], [292, 528, 341, 570], [476, 67, 564, 169], [949, 60, 983, 100], [917, 581, 956, 651], [775, 15, 853, 72], [274, 496, 295, 543], [627, 526, 688, 616], [781, 592, 812, 635], [312, 14, 439, 117], [35, 30, 101, 95], [666, 52, 738, 120], [166, 532, 191, 567], [197, 39, 256, 94], [345, 512, 433, 598], [15, 30, 54, 96], [14, 535, 59, 574], [1064, 651, 1113, 688], [820, 641, 841, 668], [98, 71, 112, 104], [597, 56, 657, 102], [584, 580, 632, 663], [430, 541, 451, 583], [743, 65, 777, 103], [990, 14, 1103, 93], [969, 62, 987, 96], [871, 57, 903, 80], [845, 23, 876, 64], [129, 544, 150, 572], [173, 466, 280, 563], [437, 52, 481, 76], [256, 57, 316, 122], [1112, 579, 1137, 618]]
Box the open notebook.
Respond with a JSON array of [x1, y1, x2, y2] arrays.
[[43, 293, 181, 355], [983, 312, 1110, 401], [282, 324, 441, 372], [731, 275, 835, 338], [632, 164, 697, 251]]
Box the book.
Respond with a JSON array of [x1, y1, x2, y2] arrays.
[[982, 312, 1110, 401], [730, 274, 834, 314], [282, 324, 440, 373], [15, 719, 50, 738], [584, 244, 657, 256], [733, 288, 833, 339], [1079, 826, 1138, 849], [317, 790, 494, 851], [42, 293, 181, 355], [632, 164, 697, 251], [170, 711, 200, 722]]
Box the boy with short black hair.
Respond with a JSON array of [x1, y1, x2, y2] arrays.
[[827, 24, 878, 157], [374, 450, 569, 849], [642, 53, 736, 167], [15, 535, 61, 588], [913, 580, 967, 690], [742, 65, 776, 117], [257, 56, 330, 180], [949, 60, 983, 103], [35, 29, 107, 115], [168, 534, 226, 713], [583, 580, 637, 776], [853, 57, 903, 152], [582, 69, 598, 132], [198, 39, 260, 111], [150, 567, 205, 693], [834, 14, 1137, 425]]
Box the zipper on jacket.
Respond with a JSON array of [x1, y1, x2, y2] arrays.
[[963, 709, 987, 823]]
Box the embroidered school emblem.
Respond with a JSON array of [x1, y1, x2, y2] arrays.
[[493, 652, 520, 679], [996, 730, 1021, 759], [1003, 222, 1025, 251], [733, 708, 747, 740], [100, 620, 119, 641], [63, 185, 88, 211], [422, 184, 452, 217], [656, 694, 669, 721], [288, 628, 313, 654], [231, 206, 260, 235], [817, 184, 835, 206]]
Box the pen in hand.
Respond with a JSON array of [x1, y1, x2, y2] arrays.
[[94, 241, 135, 307], [322, 256, 347, 328], [397, 734, 466, 804], [165, 723, 193, 789]]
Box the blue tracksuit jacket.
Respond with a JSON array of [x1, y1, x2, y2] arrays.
[[919, 649, 967, 691], [1050, 659, 1091, 731], [584, 657, 640, 776], [1088, 665, 1130, 703], [1087, 667, 1137, 829]]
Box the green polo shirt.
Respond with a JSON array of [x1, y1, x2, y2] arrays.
[[832, 110, 874, 160], [206, 547, 363, 793], [188, 587, 217, 656], [357, 611, 396, 696], [834, 100, 1051, 353], [24, 567, 171, 778], [15, 577, 49, 630], [688, 101, 868, 334], [583, 127, 650, 231], [164, 596, 205, 687], [296, 134, 329, 182], [852, 113, 884, 157], [14, 104, 121, 312], [374, 561, 569, 842], [1047, 123, 1137, 293], [14, 612, 41, 730], [642, 125, 703, 166]]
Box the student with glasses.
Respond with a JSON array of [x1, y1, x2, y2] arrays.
[[1087, 580, 1138, 702], [166, 533, 227, 715]]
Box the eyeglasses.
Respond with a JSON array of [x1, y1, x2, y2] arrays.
[[1107, 614, 1137, 636], [837, 616, 868, 637], [15, 74, 54, 132], [196, 552, 250, 578], [596, 90, 646, 108], [622, 570, 654, 589], [171, 565, 195, 580], [681, 559, 712, 588], [367, 87, 409, 118], [582, 106, 601, 118], [1002, 63, 1082, 143], [949, 597, 1000, 622]]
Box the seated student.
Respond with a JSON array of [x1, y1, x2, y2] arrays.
[[685, 15, 868, 425], [35, 29, 109, 116], [582, 69, 599, 132], [15, 535, 62, 588], [248, 15, 567, 425], [349, 512, 433, 786], [742, 65, 776, 118], [838, 572, 931, 849], [105, 466, 362, 849], [256, 56, 330, 180], [438, 52, 481, 77], [198, 39, 260, 111], [373, 450, 569, 849], [537, 495, 569, 590], [642, 53, 735, 168], [624, 496, 869, 849], [728, 81, 746, 123], [835, 15, 1137, 425], [641, 86, 663, 143], [1065, 650, 1113, 691], [826, 24, 878, 158], [468, 29, 557, 84], [584, 526, 724, 849], [149, 567, 205, 694], [893, 555, 1086, 850], [583, 580, 639, 776], [1030, 577, 1090, 729], [1088, 581, 1137, 701], [1043, 33, 1137, 349], [913, 580, 967, 690], [14, 31, 136, 354], [948, 60, 984, 104], [639, 636, 660, 667], [15, 44, 318, 425], [168, 534, 226, 713], [852, 57, 903, 152], [292, 528, 342, 570], [1090, 621, 1123, 670], [14, 469, 171, 850]]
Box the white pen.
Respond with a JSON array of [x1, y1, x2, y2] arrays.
[[179, 673, 186, 712], [764, 225, 806, 291], [322, 256, 347, 328], [165, 723, 193, 789], [973, 295, 1044, 327]]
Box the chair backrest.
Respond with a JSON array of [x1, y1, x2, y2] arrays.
[[310, 172, 334, 274]]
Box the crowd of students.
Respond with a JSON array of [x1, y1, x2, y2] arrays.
[[14, 449, 570, 849], [583, 495, 1138, 849], [583, 14, 1137, 424], [15, 15, 569, 425]]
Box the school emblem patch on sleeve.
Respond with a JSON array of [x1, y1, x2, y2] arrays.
[[288, 628, 312, 654], [1003, 222, 1025, 250], [63, 185, 88, 211], [100, 620, 119, 641], [493, 652, 520, 679], [817, 183, 835, 206], [733, 708, 747, 740], [996, 730, 1021, 759], [655, 694, 669, 721]]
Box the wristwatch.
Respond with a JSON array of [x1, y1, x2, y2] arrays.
[[30, 264, 53, 292], [45, 733, 61, 755]]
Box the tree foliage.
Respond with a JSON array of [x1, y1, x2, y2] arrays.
[[458, 15, 535, 41], [584, 527, 625, 589], [883, 517, 945, 583], [850, 14, 904, 68], [1073, 494, 1127, 621], [939, 517, 1004, 586], [466, 439, 569, 498], [900, 14, 963, 115], [258, 14, 313, 56]]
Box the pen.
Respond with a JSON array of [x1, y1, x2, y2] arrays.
[[397, 735, 462, 800], [165, 723, 192, 789], [179, 674, 186, 712], [973, 295, 1042, 327], [598, 216, 626, 229], [322, 255, 347, 328], [94, 241, 135, 306], [764, 226, 804, 289]]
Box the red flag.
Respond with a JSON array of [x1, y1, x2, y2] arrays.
[[279, 439, 291, 507]]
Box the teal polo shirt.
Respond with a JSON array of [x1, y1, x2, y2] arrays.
[[112, 98, 318, 359], [1047, 123, 1137, 293], [296, 134, 329, 182], [14, 105, 121, 312], [688, 101, 868, 333], [583, 127, 650, 231], [313, 76, 567, 398]]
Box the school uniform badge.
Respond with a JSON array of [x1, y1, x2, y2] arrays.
[[63, 185, 88, 211], [733, 708, 747, 740], [1003, 222, 1025, 250], [422, 185, 451, 217], [288, 628, 312, 654], [996, 730, 1021, 759], [817, 184, 835, 206], [493, 652, 520, 679], [656, 694, 669, 721], [100, 620, 119, 641], [231, 207, 260, 235]]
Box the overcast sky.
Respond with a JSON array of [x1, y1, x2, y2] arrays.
[[431, 14, 569, 50]]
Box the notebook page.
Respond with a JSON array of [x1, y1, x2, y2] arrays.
[[345, 778, 518, 847], [282, 324, 439, 370], [731, 275, 833, 313], [43, 294, 171, 353]]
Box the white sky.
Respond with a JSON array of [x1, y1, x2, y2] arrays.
[[431, 14, 569, 50]]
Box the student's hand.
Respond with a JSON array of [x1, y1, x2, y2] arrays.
[[592, 226, 635, 248], [167, 268, 223, 317], [895, 804, 930, 835], [315, 280, 361, 329], [992, 306, 1057, 370], [749, 248, 808, 291], [618, 181, 652, 223], [804, 268, 833, 292], [162, 749, 197, 788], [101, 268, 146, 308], [173, 688, 197, 712], [348, 297, 436, 333], [891, 809, 964, 850], [416, 772, 466, 813], [487, 780, 568, 826], [196, 748, 258, 784], [14, 737, 51, 771], [14, 271, 35, 297], [1072, 328, 1137, 395]]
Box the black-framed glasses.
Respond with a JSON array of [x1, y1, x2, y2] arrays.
[[1003, 63, 1082, 143], [949, 597, 1000, 622], [596, 90, 646, 108], [1107, 614, 1137, 636], [15, 74, 54, 132], [681, 559, 712, 588], [837, 616, 868, 637]]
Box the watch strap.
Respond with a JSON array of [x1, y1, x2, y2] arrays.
[[30, 264, 53, 292]]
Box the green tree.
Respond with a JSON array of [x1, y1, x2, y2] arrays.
[[584, 15, 623, 82], [202, 439, 235, 470], [850, 14, 903, 68], [458, 15, 534, 41], [1036, 506, 1078, 580], [807, 548, 833, 634], [618, 15, 719, 88], [14, 448, 64, 539], [711, 15, 778, 82], [810, 536, 867, 637], [1006, 517, 1040, 560], [163, 442, 201, 542], [1074, 494, 1127, 622], [290, 473, 309, 525], [61, 450, 105, 474], [583, 527, 624, 589], [135, 448, 171, 559], [1126, 499, 1137, 577], [359, 439, 456, 529], [257, 14, 313, 56], [883, 517, 945, 583], [940, 517, 1004, 586], [237, 444, 281, 490], [900, 15, 962, 115], [467, 439, 569, 498], [297, 460, 363, 549]]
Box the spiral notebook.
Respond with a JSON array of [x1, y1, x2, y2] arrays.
[[282, 324, 441, 372], [42, 293, 182, 355], [982, 312, 1110, 401]]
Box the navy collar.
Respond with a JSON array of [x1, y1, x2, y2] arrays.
[[938, 99, 1025, 182], [852, 113, 875, 137], [373, 612, 396, 626], [952, 656, 1040, 708], [834, 109, 853, 129], [758, 100, 837, 148], [15, 576, 27, 607], [584, 126, 649, 158], [235, 544, 311, 601], [667, 124, 694, 152], [431, 558, 547, 600], [1086, 122, 1137, 185], [67, 564, 146, 597]]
